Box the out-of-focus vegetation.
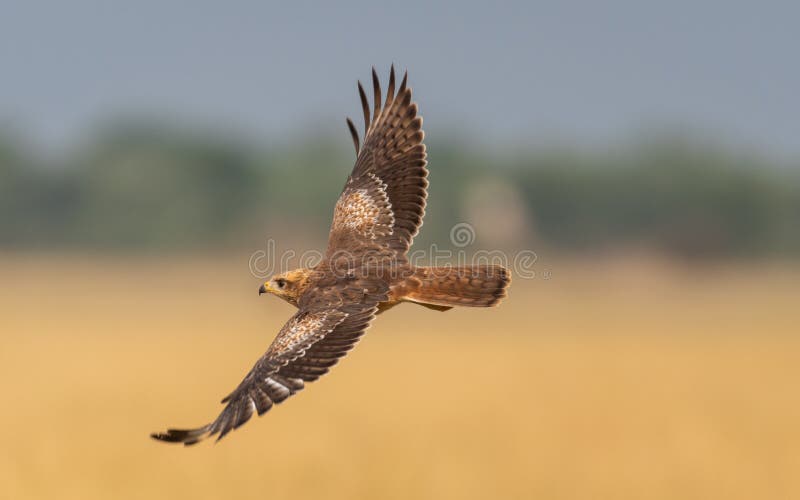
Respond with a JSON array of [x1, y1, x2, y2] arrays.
[[2, 256, 799, 499], [1, 121, 798, 257], [4, 121, 799, 499]]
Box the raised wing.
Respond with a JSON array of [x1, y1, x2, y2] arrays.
[[150, 284, 384, 445], [328, 66, 428, 258]]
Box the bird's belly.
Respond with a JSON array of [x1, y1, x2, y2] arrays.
[[376, 298, 402, 314], [376, 278, 419, 314]]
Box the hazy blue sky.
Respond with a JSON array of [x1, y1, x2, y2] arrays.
[[2, 1, 798, 156]]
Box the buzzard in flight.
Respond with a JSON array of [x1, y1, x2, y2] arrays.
[[152, 66, 511, 445]]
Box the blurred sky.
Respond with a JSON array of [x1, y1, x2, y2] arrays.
[[1, 1, 799, 157]]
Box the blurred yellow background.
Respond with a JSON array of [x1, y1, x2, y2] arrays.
[[2, 255, 798, 499]]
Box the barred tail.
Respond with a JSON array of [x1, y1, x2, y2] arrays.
[[406, 265, 511, 308]]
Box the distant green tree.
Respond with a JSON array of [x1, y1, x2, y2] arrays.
[[1, 121, 798, 257]]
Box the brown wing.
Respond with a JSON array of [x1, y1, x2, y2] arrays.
[[328, 66, 428, 258], [150, 278, 386, 446]]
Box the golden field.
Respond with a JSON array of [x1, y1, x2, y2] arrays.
[[1, 254, 798, 499]]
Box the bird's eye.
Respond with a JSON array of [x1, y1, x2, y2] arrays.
[[275, 279, 287, 289]]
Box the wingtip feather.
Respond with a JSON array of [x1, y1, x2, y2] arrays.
[[150, 425, 212, 445], [386, 65, 396, 108], [346, 117, 360, 154], [371, 67, 382, 119], [357, 81, 370, 134]]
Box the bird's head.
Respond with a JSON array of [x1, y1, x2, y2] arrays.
[[259, 269, 310, 306]]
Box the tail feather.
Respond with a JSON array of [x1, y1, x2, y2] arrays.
[[406, 265, 510, 308]]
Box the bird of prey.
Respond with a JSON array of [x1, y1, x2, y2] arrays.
[[151, 66, 511, 445]]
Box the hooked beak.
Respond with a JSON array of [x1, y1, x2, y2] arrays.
[[258, 284, 268, 295]]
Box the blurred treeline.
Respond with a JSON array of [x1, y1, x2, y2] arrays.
[[1, 120, 798, 258]]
